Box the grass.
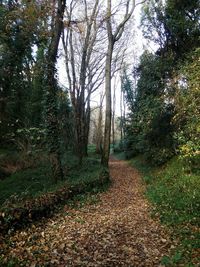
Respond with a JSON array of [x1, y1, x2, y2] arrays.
[[129, 155, 200, 266]]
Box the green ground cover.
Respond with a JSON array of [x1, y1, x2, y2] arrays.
[[0, 147, 109, 233], [114, 151, 200, 265], [129, 155, 200, 266], [0, 148, 104, 206]]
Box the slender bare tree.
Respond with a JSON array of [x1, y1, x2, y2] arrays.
[[101, 0, 136, 167], [93, 93, 104, 154], [112, 76, 117, 147], [62, 0, 106, 163]]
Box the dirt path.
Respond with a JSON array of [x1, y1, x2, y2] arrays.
[[2, 158, 172, 266]]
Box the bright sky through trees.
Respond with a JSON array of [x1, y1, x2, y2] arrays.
[[57, 2, 147, 116]]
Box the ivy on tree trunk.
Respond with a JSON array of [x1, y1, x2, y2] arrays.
[[45, 0, 66, 183]]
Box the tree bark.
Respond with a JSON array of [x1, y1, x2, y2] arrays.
[[101, 41, 114, 167], [46, 0, 66, 183], [96, 94, 104, 154], [63, 0, 100, 164], [120, 83, 123, 142], [101, 0, 135, 167], [112, 77, 117, 146], [83, 92, 91, 156]]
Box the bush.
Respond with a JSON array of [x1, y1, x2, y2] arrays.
[[15, 127, 46, 153], [144, 147, 175, 166], [173, 48, 200, 173], [113, 141, 124, 153]]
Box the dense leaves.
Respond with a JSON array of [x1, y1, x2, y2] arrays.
[[123, 52, 175, 165], [123, 0, 200, 167], [173, 48, 200, 171], [0, 1, 48, 145]]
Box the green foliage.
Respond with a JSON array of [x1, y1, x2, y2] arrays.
[[0, 256, 22, 267], [30, 44, 47, 126], [0, 151, 110, 232], [0, 1, 49, 146], [123, 52, 175, 165], [57, 90, 74, 151], [141, 0, 200, 59], [130, 156, 200, 265], [161, 251, 183, 266], [0, 151, 103, 205], [14, 127, 46, 153], [173, 48, 200, 172], [0, 0, 73, 181], [87, 144, 97, 154], [112, 140, 124, 153], [0, 149, 49, 181], [0, 163, 51, 205], [124, 0, 199, 168]]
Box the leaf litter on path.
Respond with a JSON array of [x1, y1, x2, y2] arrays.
[[1, 158, 173, 266]]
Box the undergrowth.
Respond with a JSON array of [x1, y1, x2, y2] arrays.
[[0, 148, 110, 233], [0, 150, 103, 205], [129, 155, 200, 266]]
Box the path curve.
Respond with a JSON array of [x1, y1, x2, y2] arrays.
[[2, 158, 172, 266]]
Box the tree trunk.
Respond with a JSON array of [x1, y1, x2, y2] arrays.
[[123, 86, 126, 142], [83, 94, 91, 156], [46, 0, 66, 183], [101, 0, 134, 167], [120, 84, 123, 143], [112, 78, 116, 147], [96, 96, 103, 154], [75, 103, 83, 165], [101, 41, 113, 167]]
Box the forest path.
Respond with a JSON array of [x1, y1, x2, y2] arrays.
[[3, 158, 172, 266]]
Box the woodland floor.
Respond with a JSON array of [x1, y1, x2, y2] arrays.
[[1, 158, 174, 266]]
